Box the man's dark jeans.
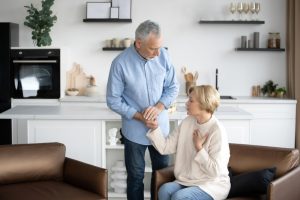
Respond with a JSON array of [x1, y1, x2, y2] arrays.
[[124, 136, 169, 200]]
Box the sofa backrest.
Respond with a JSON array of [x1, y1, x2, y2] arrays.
[[0, 142, 66, 185], [229, 143, 299, 178]]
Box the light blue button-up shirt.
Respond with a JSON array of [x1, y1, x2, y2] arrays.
[[106, 46, 179, 145]]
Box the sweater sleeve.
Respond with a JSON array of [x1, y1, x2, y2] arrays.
[[146, 124, 181, 155]]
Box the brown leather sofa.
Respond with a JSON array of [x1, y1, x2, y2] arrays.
[[154, 143, 300, 200], [0, 142, 108, 200]]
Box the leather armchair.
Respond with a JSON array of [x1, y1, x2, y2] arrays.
[[154, 143, 300, 200], [0, 142, 108, 200]]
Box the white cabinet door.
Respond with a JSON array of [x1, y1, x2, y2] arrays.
[[239, 103, 296, 148], [220, 119, 250, 144], [250, 119, 295, 148], [27, 119, 102, 166]]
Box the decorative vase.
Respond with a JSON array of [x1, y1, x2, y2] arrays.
[[185, 81, 196, 96]]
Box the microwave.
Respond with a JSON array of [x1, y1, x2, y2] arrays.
[[10, 48, 60, 99]]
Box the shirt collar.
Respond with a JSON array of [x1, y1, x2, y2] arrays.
[[132, 42, 157, 62]]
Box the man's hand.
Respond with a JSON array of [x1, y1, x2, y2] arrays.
[[143, 102, 165, 121], [193, 129, 208, 152], [133, 112, 158, 129]]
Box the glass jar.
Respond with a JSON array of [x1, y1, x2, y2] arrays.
[[275, 32, 281, 48], [268, 32, 277, 48]]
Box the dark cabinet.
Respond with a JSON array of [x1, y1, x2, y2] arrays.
[[0, 22, 19, 144]]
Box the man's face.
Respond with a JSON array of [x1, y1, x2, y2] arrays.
[[135, 33, 162, 60]]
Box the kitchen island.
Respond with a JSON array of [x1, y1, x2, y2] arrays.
[[0, 104, 252, 166]]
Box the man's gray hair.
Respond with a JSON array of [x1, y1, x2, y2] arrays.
[[135, 20, 161, 40]]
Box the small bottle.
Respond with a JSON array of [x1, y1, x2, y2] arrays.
[[268, 33, 277, 48]]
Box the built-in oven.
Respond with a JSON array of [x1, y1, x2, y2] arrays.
[[10, 48, 60, 99]]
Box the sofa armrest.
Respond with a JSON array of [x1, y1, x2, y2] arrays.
[[63, 157, 108, 199], [154, 166, 175, 200], [268, 166, 300, 200]]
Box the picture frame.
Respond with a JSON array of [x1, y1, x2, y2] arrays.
[[112, 0, 131, 19], [86, 2, 111, 19], [110, 7, 119, 19]]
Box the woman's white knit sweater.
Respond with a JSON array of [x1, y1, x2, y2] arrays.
[[147, 115, 230, 200]]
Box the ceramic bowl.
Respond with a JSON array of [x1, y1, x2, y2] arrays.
[[66, 90, 79, 96]]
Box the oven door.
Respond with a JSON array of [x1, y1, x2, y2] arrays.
[[11, 59, 60, 98]]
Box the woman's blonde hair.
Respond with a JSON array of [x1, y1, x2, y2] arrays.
[[189, 85, 220, 114]]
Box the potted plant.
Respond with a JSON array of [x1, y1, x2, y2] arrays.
[[24, 0, 57, 47], [261, 80, 278, 97], [275, 87, 286, 98]]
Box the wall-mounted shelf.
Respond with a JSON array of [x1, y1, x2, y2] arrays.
[[83, 19, 132, 23], [103, 47, 126, 51], [199, 20, 265, 24], [235, 48, 285, 52]]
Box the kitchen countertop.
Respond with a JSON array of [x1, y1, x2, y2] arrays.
[[176, 95, 297, 104], [3, 95, 297, 120], [0, 105, 253, 120], [59, 95, 297, 104]]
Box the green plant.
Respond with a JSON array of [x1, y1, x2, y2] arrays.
[[261, 80, 278, 96], [275, 87, 286, 97], [24, 0, 57, 47]]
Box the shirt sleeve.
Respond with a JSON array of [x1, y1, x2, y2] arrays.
[[106, 61, 137, 119], [159, 51, 179, 108]]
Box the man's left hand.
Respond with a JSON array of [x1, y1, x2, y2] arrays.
[[143, 102, 165, 121]]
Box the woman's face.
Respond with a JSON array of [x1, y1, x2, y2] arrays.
[[186, 91, 202, 116]]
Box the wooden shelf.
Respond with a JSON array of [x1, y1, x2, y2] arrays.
[[235, 48, 285, 52], [103, 47, 126, 51], [199, 20, 265, 24], [83, 18, 132, 23]]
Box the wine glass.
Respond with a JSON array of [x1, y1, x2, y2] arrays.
[[255, 2, 260, 20], [229, 3, 236, 20], [243, 3, 249, 21], [250, 2, 256, 21], [237, 2, 243, 21]]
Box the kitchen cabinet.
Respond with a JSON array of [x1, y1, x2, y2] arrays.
[[102, 120, 178, 200], [238, 103, 296, 148], [27, 119, 102, 166]]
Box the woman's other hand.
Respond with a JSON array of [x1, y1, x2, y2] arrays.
[[193, 129, 208, 152], [145, 119, 158, 130]]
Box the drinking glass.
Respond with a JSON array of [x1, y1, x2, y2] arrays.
[[237, 2, 243, 20], [255, 2, 260, 20], [243, 3, 249, 20], [250, 2, 256, 20], [229, 3, 236, 20]]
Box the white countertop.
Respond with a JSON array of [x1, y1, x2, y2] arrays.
[[176, 95, 297, 104], [59, 95, 297, 104], [4, 95, 297, 120], [0, 105, 253, 120]]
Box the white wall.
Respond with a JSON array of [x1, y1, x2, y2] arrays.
[[0, 0, 286, 96]]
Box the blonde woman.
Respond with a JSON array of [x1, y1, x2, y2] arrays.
[[146, 85, 230, 200]]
